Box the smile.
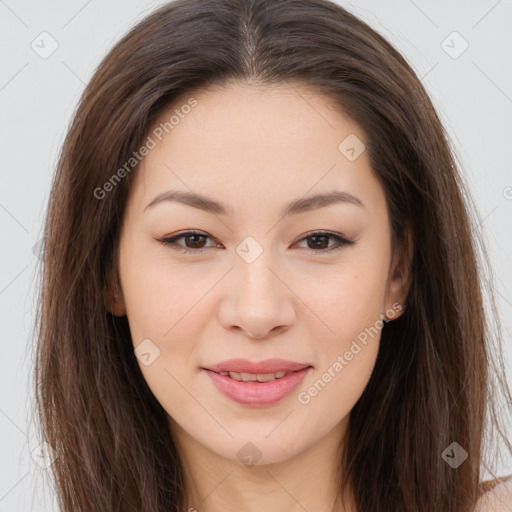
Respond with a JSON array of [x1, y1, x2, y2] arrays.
[[203, 367, 311, 407]]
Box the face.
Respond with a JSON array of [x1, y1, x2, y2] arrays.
[[112, 82, 408, 466]]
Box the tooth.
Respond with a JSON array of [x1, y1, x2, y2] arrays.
[[256, 372, 277, 382], [224, 371, 288, 382], [240, 372, 258, 382]]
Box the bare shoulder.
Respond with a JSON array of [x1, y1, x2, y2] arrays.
[[474, 476, 512, 511]]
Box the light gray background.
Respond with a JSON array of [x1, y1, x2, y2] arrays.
[[1, 0, 511, 510]]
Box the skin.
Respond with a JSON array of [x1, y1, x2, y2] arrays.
[[109, 81, 411, 512]]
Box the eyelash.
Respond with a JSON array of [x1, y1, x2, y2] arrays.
[[155, 230, 355, 254]]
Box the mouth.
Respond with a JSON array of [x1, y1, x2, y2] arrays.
[[202, 359, 312, 406], [203, 358, 311, 375], [207, 369, 299, 382]]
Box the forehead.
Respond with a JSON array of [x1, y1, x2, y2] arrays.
[[157, 81, 358, 146], [127, 81, 382, 218]]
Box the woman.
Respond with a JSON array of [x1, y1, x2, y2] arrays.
[[34, 0, 512, 510]]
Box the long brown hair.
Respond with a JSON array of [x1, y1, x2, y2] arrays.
[[34, 0, 511, 510]]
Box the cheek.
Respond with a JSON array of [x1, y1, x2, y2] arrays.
[[119, 239, 214, 399], [298, 284, 384, 425], [119, 235, 206, 341], [296, 256, 388, 415], [298, 339, 379, 435], [120, 255, 208, 414], [303, 256, 389, 340]]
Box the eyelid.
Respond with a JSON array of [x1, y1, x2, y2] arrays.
[[156, 230, 221, 252], [156, 229, 355, 254], [293, 230, 355, 253]]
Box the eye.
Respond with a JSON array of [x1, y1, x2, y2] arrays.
[[156, 230, 355, 254], [293, 230, 355, 253], [156, 230, 222, 253]]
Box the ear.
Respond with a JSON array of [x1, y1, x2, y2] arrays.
[[384, 226, 413, 320], [103, 272, 127, 317]]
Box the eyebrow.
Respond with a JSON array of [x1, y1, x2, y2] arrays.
[[143, 189, 364, 216]]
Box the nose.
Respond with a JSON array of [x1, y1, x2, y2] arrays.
[[218, 247, 297, 340]]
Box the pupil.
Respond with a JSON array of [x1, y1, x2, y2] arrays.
[[310, 235, 328, 249], [187, 234, 205, 248]]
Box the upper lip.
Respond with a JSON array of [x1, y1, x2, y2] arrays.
[[204, 358, 312, 374]]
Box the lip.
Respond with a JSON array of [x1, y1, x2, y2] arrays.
[[202, 359, 312, 407], [204, 358, 311, 374]]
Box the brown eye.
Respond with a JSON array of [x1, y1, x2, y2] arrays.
[[182, 233, 207, 249], [295, 231, 355, 252], [156, 230, 354, 254], [307, 234, 330, 249], [156, 230, 221, 252]]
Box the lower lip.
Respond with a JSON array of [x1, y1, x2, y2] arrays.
[[204, 367, 311, 406]]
